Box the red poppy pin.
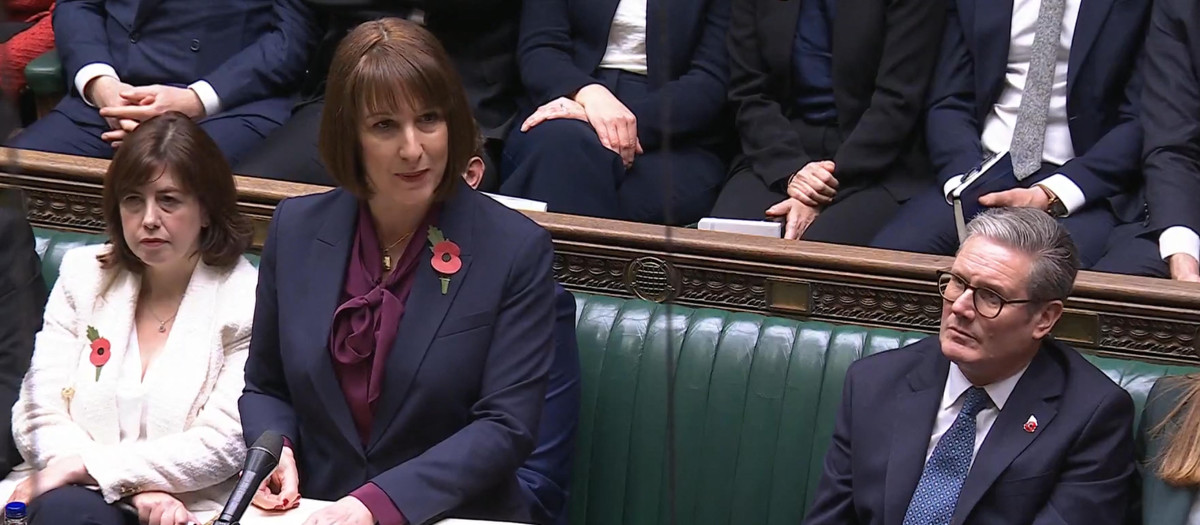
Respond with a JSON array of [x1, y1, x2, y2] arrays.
[[1023, 415, 1038, 433], [428, 226, 461, 295], [86, 325, 111, 382]]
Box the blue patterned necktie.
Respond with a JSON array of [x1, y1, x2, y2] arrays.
[[903, 386, 992, 525]]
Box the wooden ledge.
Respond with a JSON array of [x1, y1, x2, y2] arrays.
[[3, 149, 1198, 364]]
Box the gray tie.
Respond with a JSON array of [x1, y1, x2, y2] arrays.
[[1010, 0, 1066, 180]]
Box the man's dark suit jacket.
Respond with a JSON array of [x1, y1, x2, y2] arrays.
[[517, 0, 731, 151], [302, 0, 522, 141], [803, 336, 1136, 525], [0, 189, 47, 479], [727, 0, 945, 198], [240, 182, 557, 525], [926, 0, 1148, 218], [53, 0, 317, 125], [1140, 0, 1200, 238]]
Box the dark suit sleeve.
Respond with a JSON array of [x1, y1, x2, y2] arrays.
[[802, 364, 857, 524], [833, 0, 945, 186], [1141, 0, 1200, 234], [1053, 53, 1145, 206], [1028, 388, 1136, 525], [373, 228, 557, 525], [925, 3, 985, 185], [0, 205, 47, 478], [239, 200, 301, 447], [516, 287, 582, 523], [726, 0, 811, 189], [52, 0, 113, 92], [200, 0, 319, 112], [625, 0, 732, 151], [516, 0, 605, 106]]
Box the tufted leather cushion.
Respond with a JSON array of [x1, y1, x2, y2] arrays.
[[570, 293, 1196, 525]]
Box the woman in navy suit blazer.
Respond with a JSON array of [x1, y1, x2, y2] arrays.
[[498, 0, 733, 226], [239, 18, 558, 525]]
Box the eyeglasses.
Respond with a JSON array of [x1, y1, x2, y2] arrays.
[[936, 270, 1033, 319]]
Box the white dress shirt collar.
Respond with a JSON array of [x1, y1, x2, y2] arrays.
[[943, 361, 1030, 412]]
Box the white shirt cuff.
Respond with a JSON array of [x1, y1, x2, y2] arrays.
[[1160, 226, 1200, 262], [943, 175, 965, 204], [187, 80, 221, 117], [1035, 174, 1086, 216], [74, 63, 120, 107]]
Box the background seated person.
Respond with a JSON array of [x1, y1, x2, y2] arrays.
[[0, 0, 55, 97], [1140, 374, 1200, 525], [462, 147, 582, 525], [0, 188, 47, 481], [869, 0, 1149, 268], [498, 0, 732, 226], [240, 19, 558, 525], [805, 207, 1136, 525], [235, 0, 523, 187], [0, 112, 257, 525], [709, 0, 943, 244], [4, 0, 317, 165], [1095, 0, 1200, 281]]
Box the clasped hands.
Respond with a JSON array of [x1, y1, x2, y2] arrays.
[[768, 161, 1055, 240], [251, 446, 373, 525], [520, 84, 642, 168], [87, 76, 206, 148]]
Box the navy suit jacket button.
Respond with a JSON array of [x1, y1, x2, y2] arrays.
[[129, 32, 139, 43], [190, 39, 201, 52]]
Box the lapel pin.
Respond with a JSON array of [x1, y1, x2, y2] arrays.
[[1023, 415, 1038, 433]]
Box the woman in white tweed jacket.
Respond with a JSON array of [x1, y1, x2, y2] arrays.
[[1, 113, 257, 525]]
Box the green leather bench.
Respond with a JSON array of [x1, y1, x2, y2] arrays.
[[30, 227, 1197, 524]]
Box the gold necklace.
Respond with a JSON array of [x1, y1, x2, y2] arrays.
[[382, 231, 415, 272]]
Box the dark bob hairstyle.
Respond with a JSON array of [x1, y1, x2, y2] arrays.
[[99, 111, 252, 272]]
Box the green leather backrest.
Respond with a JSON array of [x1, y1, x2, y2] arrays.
[[570, 293, 1197, 525], [31, 228, 260, 290]]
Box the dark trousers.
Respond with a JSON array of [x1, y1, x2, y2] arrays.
[[29, 486, 137, 525], [499, 72, 726, 226], [234, 100, 507, 190], [5, 96, 280, 166], [870, 155, 1117, 267], [1090, 221, 1170, 277], [709, 122, 906, 246]]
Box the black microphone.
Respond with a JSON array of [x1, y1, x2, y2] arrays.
[[214, 431, 284, 525]]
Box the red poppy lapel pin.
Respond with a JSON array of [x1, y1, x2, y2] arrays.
[[86, 325, 111, 381], [428, 226, 462, 295]]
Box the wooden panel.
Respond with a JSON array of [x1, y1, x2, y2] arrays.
[[4, 148, 1199, 364]]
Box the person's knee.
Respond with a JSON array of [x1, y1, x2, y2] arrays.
[[29, 485, 116, 524], [513, 120, 606, 158]]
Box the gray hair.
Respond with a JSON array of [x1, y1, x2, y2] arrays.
[[961, 207, 1079, 302]]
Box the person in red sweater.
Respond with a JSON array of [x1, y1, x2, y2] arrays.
[[0, 0, 54, 96]]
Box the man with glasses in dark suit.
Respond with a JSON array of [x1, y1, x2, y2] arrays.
[[805, 207, 1135, 525]]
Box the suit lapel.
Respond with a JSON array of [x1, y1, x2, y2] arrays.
[[883, 345, 949, 525], [302, 190, 361, 450], [142, 261, 221, 440], [974, 0, 1014, 111], [71, 270, 139, 445], [366, 184, 476, 450], [133, 0, 166, 31], [1067, 0, 1117, 94], [950, 348, 1063, 525]]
